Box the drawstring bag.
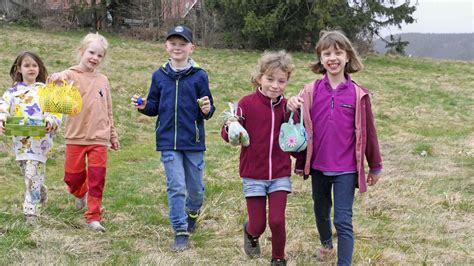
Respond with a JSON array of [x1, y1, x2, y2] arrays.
[[279, 106, 307, 152], [219, 102, 250, 146], [38, 80, 82, 115]]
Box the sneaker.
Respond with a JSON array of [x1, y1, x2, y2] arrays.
[[88, 221, 106, 232], [271, 258, 287, 266], [243, 221, 260, 258], [25, 214, 38, 225], [315, 246, 336, 262], [40, 185, 48, 205], [187, 210, 199, 233], [75, 193, 87, 210], [171, 231, 189, 252]]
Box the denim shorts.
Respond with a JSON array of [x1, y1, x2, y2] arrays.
[[242, 177, 292, 197]]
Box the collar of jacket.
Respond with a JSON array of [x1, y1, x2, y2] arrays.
[[160, 60, 200, 78], [255, 87, 284, 107], [321, 73, 353, 91]]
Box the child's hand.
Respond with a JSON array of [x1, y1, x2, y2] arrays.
[[131, 95, 147, 109], [287, 96, 303, 112], [198, 96, 211, 115], [111, 141, 120, 151], [294, 169, 304, 176], [48, 72, 64, 83], [45, 121, 55, 133], [367, 172, 380, 186], [224, 117, 238, 127]]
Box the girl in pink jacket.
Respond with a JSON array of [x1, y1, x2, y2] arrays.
[[287, 30, 383, 265]]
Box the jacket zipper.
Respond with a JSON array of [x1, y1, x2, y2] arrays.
[[174, 79, 179, 150], [331, 95, 334, 117], [195, 120, 200, 142], [269, 100, 275, 180]]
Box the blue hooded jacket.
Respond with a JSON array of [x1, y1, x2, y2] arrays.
[[139, 60, 215, 151]]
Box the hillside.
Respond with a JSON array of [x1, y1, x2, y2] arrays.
[[0, 26, 473, 264], [374, 33, 474, 61]]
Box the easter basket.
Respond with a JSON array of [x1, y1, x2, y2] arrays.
[[4, 116, 46, 137], [38, 81, 82, 115], [279, 106, 307, 152]]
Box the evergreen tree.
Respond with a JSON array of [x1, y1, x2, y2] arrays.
[[204, 0, 416, 50]]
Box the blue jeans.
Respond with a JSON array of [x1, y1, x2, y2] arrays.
[[160, 150, 205, 233], [242, 177, 292, 197], [311, 170, 356, 266]]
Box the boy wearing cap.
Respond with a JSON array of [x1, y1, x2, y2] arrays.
[[132, 25, 215, 251]]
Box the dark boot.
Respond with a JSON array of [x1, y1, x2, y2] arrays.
[[187, 210, 200, 233], [271, 258, 287, 266], [171, 231, 189, 252], [243, 221, 260, 258]]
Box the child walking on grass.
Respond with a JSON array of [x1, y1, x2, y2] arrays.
[[49, 33, 120, 232], [287, 30, 383, 265], [0, 51, 62, 224], [221, 50, 304, 266], [132, 25, 215, 251]]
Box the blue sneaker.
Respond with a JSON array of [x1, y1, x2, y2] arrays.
[[171, 231, 189, 252], [187, 210, 200, 233]]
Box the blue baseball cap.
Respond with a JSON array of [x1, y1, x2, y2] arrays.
[[166, 25, 193, 43]]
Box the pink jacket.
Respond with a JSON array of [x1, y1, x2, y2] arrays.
[[300, 79, 382, 192], [60, 66, 118, 146]]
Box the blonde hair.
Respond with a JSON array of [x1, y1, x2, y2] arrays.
[[251, 50, 295, 88], [77, 32, 109, 61], [310, 30, 363, 74]]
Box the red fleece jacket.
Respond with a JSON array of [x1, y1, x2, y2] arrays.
[[221, 88, 304, 180]]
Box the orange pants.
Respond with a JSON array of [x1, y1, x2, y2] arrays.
[[64, 144, 107, 222]]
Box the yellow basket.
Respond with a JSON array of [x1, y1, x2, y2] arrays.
[[38, 81, 82, 115]]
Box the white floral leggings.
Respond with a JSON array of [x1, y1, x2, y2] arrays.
[[19, 160, 47, 216]]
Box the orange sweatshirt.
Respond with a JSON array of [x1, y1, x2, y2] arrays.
[[59, 66, 118, 146]]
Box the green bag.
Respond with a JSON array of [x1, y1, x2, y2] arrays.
[[279, 106, 307, 152], [4, 117, 46, 137]]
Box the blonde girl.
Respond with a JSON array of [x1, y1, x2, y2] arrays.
[[49, 33, 119, 232]]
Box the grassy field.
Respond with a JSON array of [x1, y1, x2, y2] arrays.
[[0, 25, 473, 265]]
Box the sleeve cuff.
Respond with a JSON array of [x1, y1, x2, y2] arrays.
[[369, 168, 383, 174]]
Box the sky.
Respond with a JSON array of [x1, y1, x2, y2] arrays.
[[381, 0, 473, 36]]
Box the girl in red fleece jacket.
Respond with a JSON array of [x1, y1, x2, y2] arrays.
[[221, 50, 303, 266]]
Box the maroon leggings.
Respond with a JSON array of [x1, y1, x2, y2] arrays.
[[246, 191, 288, 260]]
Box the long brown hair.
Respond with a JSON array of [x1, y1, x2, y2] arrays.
[[9, 51, 48, 84], [310, 30, 363, 74]]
